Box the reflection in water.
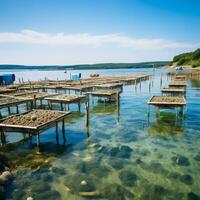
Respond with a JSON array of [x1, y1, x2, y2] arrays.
[[148, 112, 184, 137], [91, 103, 117, 115], [190, 78, 200, 88]]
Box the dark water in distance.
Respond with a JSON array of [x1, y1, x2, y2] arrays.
[[1, 68, 200, 200]]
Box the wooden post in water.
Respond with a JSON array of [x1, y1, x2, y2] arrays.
[[60, 102, 64, 111], [36, 130, 40, 147], [116, 92, 120, 123], [147, 104, 150, 126], [56, 121, 59, 145], [16, 105, 19, 114], [149, 80, 151, 93], [0, 128, 6, 145], [85, 99, 90, 127], [62, 119, 66, 144], [78, 101, 81, 112], [48, 101, 52, 110], [160, 75, 163, 88], [8, 107, 11, 115], [33, 95, 36, 109]]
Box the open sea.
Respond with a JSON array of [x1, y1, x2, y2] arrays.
[[0, 68, 200, 200]]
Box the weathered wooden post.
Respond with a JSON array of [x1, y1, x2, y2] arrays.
[[160, 75, 162, 88], [8, 107, 11, 115], [85, 99, 90, 127], [56, 121, 59, 145], [33, 94, 36, 109], [149, 80, 151, 93], [62, 119, 66, 144], [78, 101, 81, 112], [36, 130, 40, 147], [147, 104, 150, 126], [116, 92, 120, 123], [16, 105, 19, 114], [0, 128, 6, 145], [60, 102, 64, 111]]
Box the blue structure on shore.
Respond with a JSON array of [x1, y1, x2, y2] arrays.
[[0, 74, 15, 85], [70, 73, 81, 80]]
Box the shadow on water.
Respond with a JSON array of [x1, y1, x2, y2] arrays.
[[148, 112, 184, 137], [190, 78, 200, 88], [0, 141, 71, 170]]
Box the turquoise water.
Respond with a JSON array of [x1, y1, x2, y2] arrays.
[[1, 69, 200, 200]]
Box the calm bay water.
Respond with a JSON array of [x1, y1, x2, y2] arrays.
[[1, 68, 200, 200]]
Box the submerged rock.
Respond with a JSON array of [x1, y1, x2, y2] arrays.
[[0, 171, 13, 185], [103, 183, 134, 200], [141, 184, 168, 200], [154, 185, 168, 195], [110, 159, 126, 170], [109, 145, 133, 159], [180, 174, 193, 185], [167, 172, 181, 180], [135, 148, 151, 156], [148, 162, 168, 175], [27, 197, 33, 200], [188, 192, 200, 200], [171, 155, 190, 166], [31, 182, 51, 193], [118, 170, 138, 186], [194, 152, 200, 162], [110, 147, 120, 157], [140, 161, 168, 176], [51, 167, 66, 175], [76, 161, 110, 178], [36, 190, 60, 200], [64, 173, 96, 194]]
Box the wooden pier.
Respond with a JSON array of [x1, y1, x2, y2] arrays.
[[0, 109, 71, 147]]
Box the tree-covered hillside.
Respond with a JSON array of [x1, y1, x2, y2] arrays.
[[0, 61, 169, 70], [171, 48, 200, 68]]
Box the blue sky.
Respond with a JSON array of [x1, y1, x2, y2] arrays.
[[0, 0, 199, 65]]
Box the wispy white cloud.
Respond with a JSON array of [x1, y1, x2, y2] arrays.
[[0, 29, 197, 50]]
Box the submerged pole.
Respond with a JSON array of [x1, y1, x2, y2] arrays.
[[36, 130, 40, 147], [56, 121, 59, 145], [62, 119, 66, 144]]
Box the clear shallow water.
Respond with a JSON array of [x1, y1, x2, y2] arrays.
[[1, 69, 200, 200]]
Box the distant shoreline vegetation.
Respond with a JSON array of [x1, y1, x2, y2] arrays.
[[0, 61, 169, 71], [170, 48, 200, 68]]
